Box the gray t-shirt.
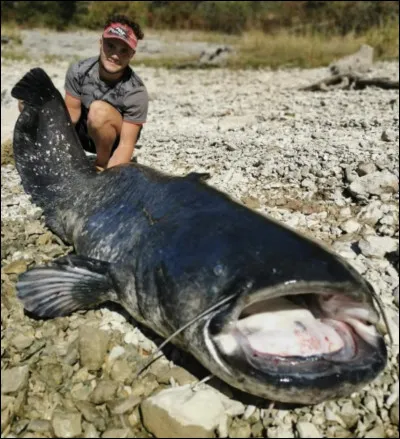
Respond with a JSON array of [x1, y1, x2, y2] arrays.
[[64, 56, 148, 124]]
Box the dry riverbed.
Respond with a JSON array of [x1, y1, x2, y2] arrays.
[[1, 29, 399, 438]]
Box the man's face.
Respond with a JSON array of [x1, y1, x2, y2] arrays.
[[100, 37, 135, 74]]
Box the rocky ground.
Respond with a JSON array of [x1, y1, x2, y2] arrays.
[[1, 29, 399, 438]]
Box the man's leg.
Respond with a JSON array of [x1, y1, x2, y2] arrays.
[[87, 100, 122, 168]]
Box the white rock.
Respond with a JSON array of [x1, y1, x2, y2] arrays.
[[348, 257, 367, 274], [267, 425, 295, 438], [140, 385, 244, 438], [380, 213, 397, 226], [390, 403, 399, 425], [78, 326, 109, 371], [349, 170, 398, 198], [339, 207, 352, 219], [361, 224, 378, 237], [340, 219, 361, 234], [108, 346, 126, 361], [364, 395, 377, 413], [296, 422, 322, 438], [83, 423, 99, 438], [380, 193, 393, 202], [331, 241, 357, 260], [243, 404, 257, 420], [358, 236, 398, 259], [357, 201, 385, 226], [324, 406, 346, 428], [123, 330, 140, 345], [101, 428, 131, 438], [1, 366, 30, 394], [52, 411, 82, 439], [301, 178, 317, 191], [364, 424, 385, 438]]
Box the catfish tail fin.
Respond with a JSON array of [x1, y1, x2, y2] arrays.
[[11, 68, 95, 236], [11, 68, 59, 106]]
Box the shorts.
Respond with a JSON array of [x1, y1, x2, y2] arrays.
[[75, 105, 143, 155]]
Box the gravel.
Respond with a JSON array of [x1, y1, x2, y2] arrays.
[[1, 29, 399, 438]]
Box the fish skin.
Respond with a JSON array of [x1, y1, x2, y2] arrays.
[[11, 68, 387, 404]]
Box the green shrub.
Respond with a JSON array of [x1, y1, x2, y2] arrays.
[[1, 1, 78, 30], [78, 1, 148, 29], [302, 1, 399, 35], [196, 1, 251, 34], [1, 1, 399, 42], [147, 1, 203, 30]]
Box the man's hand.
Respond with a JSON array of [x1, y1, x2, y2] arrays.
[[106, 122, 142, 168]]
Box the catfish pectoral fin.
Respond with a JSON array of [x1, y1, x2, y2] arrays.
[[16, 254, 118, 318]]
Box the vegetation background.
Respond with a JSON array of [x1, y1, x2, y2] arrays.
[[1, 1, 399, 69]]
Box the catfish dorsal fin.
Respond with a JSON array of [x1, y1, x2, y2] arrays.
[[186, 172, 211, 182]]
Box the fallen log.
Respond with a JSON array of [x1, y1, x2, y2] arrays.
[[300, 73, 399, 91]]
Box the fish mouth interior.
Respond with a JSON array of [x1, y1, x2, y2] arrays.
[[211, 285, 382, 369]]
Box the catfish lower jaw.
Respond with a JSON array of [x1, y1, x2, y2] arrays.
[[207, 289, 387, 404], [211, 335, 387, 405]]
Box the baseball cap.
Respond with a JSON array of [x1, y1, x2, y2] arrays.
[[103, 23, 138, 51]]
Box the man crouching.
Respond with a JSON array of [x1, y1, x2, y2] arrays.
[[65, 14, 148, 170], [19, 14, 148, 171]]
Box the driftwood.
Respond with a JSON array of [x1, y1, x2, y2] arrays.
[[329, 44, 374, 75], [300, 73, 399, 91], [175, 46, 233, 69], [301, 45, 398, 91]]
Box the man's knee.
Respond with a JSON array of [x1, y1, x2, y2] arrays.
[[87, 100, 121, 131]]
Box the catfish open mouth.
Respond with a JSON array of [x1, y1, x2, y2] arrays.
[[211, 283, 385, 376]]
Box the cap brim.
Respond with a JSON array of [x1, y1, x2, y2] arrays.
[[102, 34, 136, 51]]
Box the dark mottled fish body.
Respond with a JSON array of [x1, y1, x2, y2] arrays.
[[11, 69, 387, 404]]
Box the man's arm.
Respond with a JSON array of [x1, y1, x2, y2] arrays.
[[106, 121, 142, 169], [64, 93, 82, 125]]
